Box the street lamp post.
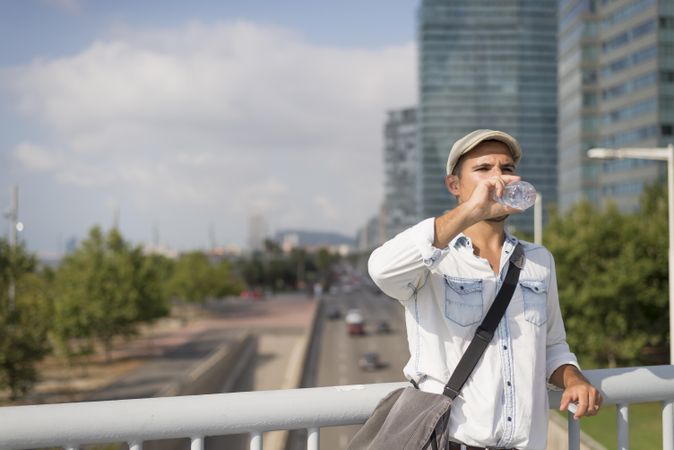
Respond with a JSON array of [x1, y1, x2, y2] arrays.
[[5, 185, 19, 311], [534, 193, 543, 245], [588, 144, 674, 363]]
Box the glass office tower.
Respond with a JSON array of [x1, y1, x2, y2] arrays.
[[383, 108, 418, 240], [558, 0, 674, 212], [417, 0, 558, 234]]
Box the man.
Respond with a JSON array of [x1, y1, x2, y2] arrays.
[[368, 130, 602, 450]]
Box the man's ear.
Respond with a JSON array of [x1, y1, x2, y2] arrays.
[[446, 174, 460, 196]]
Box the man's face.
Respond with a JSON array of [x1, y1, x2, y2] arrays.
[[447, 141, 516, 204]]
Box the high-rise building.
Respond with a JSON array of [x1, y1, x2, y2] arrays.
[[357, 213, 385, 253], [383, 107, 418, 239], [417, 0, 558, 234], [558, 0, 600, 211], [558, 0, 674, 212], [247, 214, 267, 253]]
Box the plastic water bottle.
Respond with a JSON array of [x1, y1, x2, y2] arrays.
[[493, 181, 537, 211]]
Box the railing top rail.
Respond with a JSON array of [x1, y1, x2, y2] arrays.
[[1, 366, 674, 449]]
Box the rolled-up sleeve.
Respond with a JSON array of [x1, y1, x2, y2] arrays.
[[544, 253, 580, 386], [368, 217, 451, 302]]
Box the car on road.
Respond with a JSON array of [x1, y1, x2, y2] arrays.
[[325, 305, 341, 320], [345, 308, 365, 335], [240, 288, 265, 301], [376, 320, 392, 334], [358, 352, 381, 371]]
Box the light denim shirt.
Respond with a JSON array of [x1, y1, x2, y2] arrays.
[[368, 217, 579, 450]]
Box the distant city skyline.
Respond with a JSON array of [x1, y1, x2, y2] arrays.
[[0, 0, 418, 255]]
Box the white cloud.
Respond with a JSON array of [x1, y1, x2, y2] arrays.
[[14, 142, 61, 172], [2, 21, 416, 248]]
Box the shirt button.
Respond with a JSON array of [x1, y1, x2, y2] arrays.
[[507, 381, 512, 386], [503, 345, 508, 350], [507, 417, 512, 422]]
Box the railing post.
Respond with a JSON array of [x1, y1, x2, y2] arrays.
[[191, 436, 204, 450], [307, 427, 320, 450], [617, 403, 629, 450], [568, 413, 580, 450], [664, 401, 674, 450], [250, 431, 263, 450]]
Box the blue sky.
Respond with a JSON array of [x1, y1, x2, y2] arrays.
[[1, 0, 418, 255]]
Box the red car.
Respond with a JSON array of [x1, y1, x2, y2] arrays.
[[345, 309, 365, 336], [240, 289, 265, 301]]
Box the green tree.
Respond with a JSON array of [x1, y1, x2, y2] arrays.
[[623, 184, 669, 361], [238, 255, 266, 289], [168, 251, 216, 304], [0, 240, 51, 400], [546, 185, 668, 367], [314, 248, 341, 290], [52, 227, 169, 361], [212, 259, 242, 298]]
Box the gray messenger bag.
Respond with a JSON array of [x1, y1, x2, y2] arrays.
[[347, 244, 524, 450]]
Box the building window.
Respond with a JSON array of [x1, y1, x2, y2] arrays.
[[601, 18, 656, 53], [600, 98, 657, 125], [597, 71, 657, 102], [600, 59, 656, 87], [601, 0, 656, 29], [601, 125, 659, 147]]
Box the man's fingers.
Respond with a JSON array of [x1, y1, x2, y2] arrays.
[[567, 387, 603, 418], [588, 390, 603, 416], [587, 391, 598, 416], [490, 176, 507, 198], [502, 174, 521, 184], [575, 399, 589, 419]]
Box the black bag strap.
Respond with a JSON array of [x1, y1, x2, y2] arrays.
[[442, 243, 525, 399]]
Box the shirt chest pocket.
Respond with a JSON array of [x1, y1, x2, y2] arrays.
[[444, 276, 484, 326], [520, 280, 548, 326]]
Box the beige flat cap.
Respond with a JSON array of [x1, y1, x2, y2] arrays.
[[446, 129, 522, 175]]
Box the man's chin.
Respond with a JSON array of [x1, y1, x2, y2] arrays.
[[486, 215, 509, 223]]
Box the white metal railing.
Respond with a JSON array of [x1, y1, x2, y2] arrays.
[[1, 365, 674, 450]]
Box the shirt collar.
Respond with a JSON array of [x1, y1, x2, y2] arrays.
[[504, 227, 519, 250], [449, 230, 519, 251], [450, 233, 471, 250]]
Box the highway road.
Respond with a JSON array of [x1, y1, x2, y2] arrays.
[[312, 285, 409, 450]]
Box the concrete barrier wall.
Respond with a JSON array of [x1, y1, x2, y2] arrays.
[[272, 299, 322, 450], [145, 333, 257, 450], [156, 332, 257, 398]]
